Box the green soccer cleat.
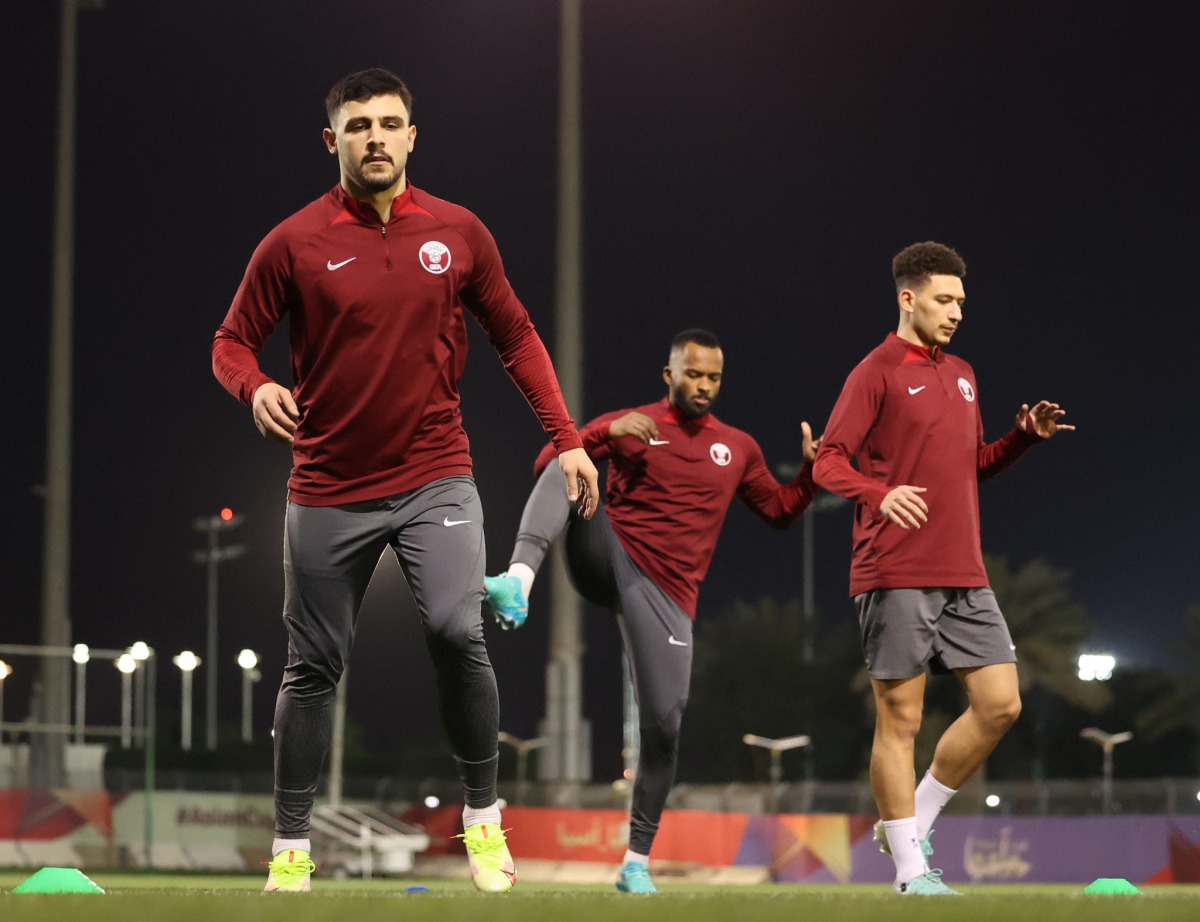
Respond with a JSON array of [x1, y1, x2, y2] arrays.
[[484, 574, 528, 629], [457, 823, 517, 892], [263, 847, 316, 892], [895, 869, 962, 896], [616, 861, 658, 894], [873, 819, 935, 858]]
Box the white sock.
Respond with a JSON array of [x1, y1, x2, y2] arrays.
[[463, 801, 502, 829], [915, 771, 957, 840], [882, 818, 926, 885], [507, 563, 535, 598], [622, 849, 649, 867], [272, 837, 311, 857]]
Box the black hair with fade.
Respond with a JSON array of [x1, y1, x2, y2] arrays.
[[669, 329, 722, 353], [892, 241, 967, 291], [325, 68, 414, 126]]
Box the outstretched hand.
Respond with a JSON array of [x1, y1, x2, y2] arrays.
[[558, 447, 600, 520], [1017, 401, 1076, 439], [801, 421, 822, 462]]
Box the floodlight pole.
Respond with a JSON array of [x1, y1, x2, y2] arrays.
[[192, 511, 246, 751]]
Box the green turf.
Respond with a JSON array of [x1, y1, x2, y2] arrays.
[[1, 873, 1199, 922]]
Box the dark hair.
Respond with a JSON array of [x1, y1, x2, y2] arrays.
[[325, 68, 414, 126], [892, 241, 966, 291], [670, 328, 722, 353]]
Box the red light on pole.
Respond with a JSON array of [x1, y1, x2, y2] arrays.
[[220, 507, 234, 522]]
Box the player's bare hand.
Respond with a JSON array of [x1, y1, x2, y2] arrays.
[[558, 447, 600, 520], [252, 382, 300, 445], [608, 412, 659, 444], [880, 485, 928, 530], [801, 421, 823, 462], [1016, 401, 1076, 439]]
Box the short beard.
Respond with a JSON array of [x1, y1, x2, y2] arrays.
[[353, 164, 401, 194], [672, 392, 711, 420]]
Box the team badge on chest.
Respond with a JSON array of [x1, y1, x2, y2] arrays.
[[709, 442, 732, 466], [957, 377, 975, 402], [419, 241, 451, 274]]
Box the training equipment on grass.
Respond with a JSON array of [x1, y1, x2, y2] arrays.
[[12, 867, 105, 894], [1083, 878, 1142, 895]]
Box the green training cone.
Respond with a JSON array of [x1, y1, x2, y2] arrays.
[[11, 867, 106, 894], [1083, 877, 1142, 895]]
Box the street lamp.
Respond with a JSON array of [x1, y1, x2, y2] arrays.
[[0, 660, 11, 743], [236, 649, 261, 743], [130, 642, 151, 749], [116, 653, 137, 749], [498, 731, 549, 806], [191, 507, 247, 751], [1080, 727, 1133, 814], [72, 644, 89, 743], [742, 733, 812, 812], [172, 652, 201, 752]]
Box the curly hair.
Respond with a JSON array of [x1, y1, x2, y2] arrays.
[[892, 241, 966, 291], [325, 68, 413, 126]]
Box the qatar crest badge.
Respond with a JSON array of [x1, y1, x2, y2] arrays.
[[419, 241, 451, 274]]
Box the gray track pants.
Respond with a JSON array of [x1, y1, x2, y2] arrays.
[[275, 475, 498, 837], [510, 464, 693, 856]]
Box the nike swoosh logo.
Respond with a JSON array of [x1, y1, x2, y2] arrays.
[[443, 517, 472, 527], [907, 386, 926, 395], [327, 257, 357, 271], [648, 439, 670, 446], [668, 635, 688, 646]]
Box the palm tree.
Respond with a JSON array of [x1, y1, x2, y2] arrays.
[[1134, 604, 1200, 743], [984, 554, 1110, 779]]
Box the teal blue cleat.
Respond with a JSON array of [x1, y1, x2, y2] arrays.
[[895, 869, 962, 896], [616, 861, 658, 894], [484, 574, 528, 629]]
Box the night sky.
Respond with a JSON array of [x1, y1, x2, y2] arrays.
[[6, 1, 1197, 775]]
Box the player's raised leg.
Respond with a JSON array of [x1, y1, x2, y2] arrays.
[[484, 462, 575, 628]]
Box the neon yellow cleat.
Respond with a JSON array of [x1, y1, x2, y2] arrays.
[[457, 823, 516, 892], [263, 847, 316, 892]]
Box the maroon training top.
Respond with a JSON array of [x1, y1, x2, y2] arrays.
[[813, 333, 1040, 597], [213, 184, 581, 506], [534, 398, 818, 617]]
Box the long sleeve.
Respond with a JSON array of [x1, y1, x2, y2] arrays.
[[737, 441, 818, 528], [813, 361, 892, 509]]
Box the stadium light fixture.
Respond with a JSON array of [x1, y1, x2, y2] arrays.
[[1077, 654, 1116, 681], [424, 796, 440, 809], [1080, 727, 1133, 814], [985, 794, 1001, 808]]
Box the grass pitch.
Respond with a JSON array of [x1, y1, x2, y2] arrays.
[[2, 872, 1199, 921]]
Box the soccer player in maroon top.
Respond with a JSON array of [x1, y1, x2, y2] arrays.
[[212, 68, 598, 893], [813, 242, 1074, 895], [484, 329, 821, 893]]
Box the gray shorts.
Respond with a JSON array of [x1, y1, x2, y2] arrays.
[[854, 587, 1017, 680]]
